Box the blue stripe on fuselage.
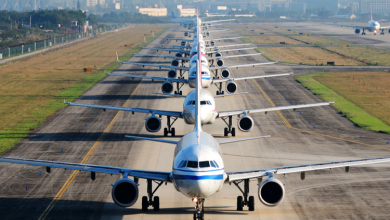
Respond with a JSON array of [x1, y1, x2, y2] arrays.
[[174, 174, 224, 180]]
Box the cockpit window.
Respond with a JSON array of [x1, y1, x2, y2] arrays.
[[187, 161, 198, 168], [210, 161, 217, 168], [199, 161, 210, 168], [212, 160, 219, 168], [200, 101, 206, 105], [179, 160, 187, 168]]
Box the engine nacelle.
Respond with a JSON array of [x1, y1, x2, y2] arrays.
[[167, 69, 177, 78], [221, 68, 230, 78], [258, 178, 285, 207], [216, 58, 224, 67], [175, 52, 183, 58], [237, 115, 253, 132], [184, 32, 188, 37], [215, 52, 222, 57], [355, 28, 360, 34], [226, 81, 237, 94], [161, 81, 174, 94], [145, 115, 162, 132], [111, 178, 139, 207], [171, 59, 179, 67], [388, 29, 390, 33], [181, 41, 186, 46], [206, 32, 210, 36]]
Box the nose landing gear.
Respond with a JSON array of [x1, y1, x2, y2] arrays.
[[193, 199, 205, 220]]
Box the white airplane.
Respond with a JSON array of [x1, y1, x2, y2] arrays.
[[159, 36, 242, 47], [327, 8, 390, 35], [148, 43, 251, 49], [112, 61, 282, 95], [2, 23, 390, 219]]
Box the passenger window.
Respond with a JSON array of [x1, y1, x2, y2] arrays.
[[187, 161, 198, 168], [199, 161, 210, 168], [210, 161, 217, 168]]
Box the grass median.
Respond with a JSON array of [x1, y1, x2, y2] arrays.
[[295, 72, 390, 134], [0, 24, 168, 155]]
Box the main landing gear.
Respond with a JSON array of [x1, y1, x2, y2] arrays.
[[164, 116, 178, 137], [362, 29, 366, 35], [142, 179, 164, 211], [174, 82, 184, 96], [193, 198, 205, 220], [381, 29, 385, 35], [233, 179, 255, 211], [221, 116, 236, 136]]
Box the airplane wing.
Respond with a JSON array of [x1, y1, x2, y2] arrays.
[[226, 156, 390, 182], [0, 157, 171, 182], [206, 43, 251, 49], [107, 73, 188, 83], [204, 37, 242, 42], [206, 29, 229, 32], [380, 26, 390, 30], [120, 62, 190, 71], [66, 102, 183, 118], [325, 23, 371, 29], [213, 72, 292, 83], [133, 53, 190, 61], [142, 47, 186, 53], [149, 44, 190, 49], [207, 47, 256, 53], [217, 102, 332, 118], [157, 37, 193, 42], [206, 19, 236, 24], [207, 53, 262, 61], [209, 61, 277, 70]]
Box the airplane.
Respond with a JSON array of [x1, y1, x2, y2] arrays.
[[158, 36, 242, 46], [69, 71, 332, 137], [327, 8, 390, 35], [148, 43, 251, 50], [113, 60, 281, 95], [2, 20, 390, 220]]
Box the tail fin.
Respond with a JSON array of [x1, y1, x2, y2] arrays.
[[370, 5, 373, 20], [194, 14, 202, 141], [172, 12, 176, 19]]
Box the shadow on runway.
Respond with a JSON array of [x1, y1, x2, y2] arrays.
[[100, 80, 163, 85], [0, 198, 247, 219]]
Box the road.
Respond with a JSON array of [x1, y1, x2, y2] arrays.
[[0, 24, 390, 220]]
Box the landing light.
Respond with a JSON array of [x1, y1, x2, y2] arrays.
[[192, 197, 198, 203]]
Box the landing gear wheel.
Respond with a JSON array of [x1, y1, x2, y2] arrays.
[[224, 127, 228, 136], [248, 196, 255, 211], [232, 128, 236, 137], [174, 91, 177, 94], [171, 128, 176, 137], [221, 91, 225, 95], [216, 91, 220, 95], [237, 196, 243, 211], [142, 196, 148, 212], [164, 128, 168, 137], [153, 196, 160, 211], [179, 91, 182, 95]]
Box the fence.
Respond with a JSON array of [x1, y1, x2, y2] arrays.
[[0, 24, 125, 59]]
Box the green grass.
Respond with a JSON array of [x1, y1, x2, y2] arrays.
[[0, 27, 166, 156], [295, 72, 390, 134]]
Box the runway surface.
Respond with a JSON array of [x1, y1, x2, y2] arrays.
[[1, 24, 390, 220]]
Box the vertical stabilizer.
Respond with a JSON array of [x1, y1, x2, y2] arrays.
[[194, 14, 202, 142], [370, 5, 373, 21], [172, 12, 176, 19]]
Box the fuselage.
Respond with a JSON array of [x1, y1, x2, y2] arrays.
[[187, 64, 212, 88], [183, 89, 217, 124], [170, 131, 226, 198], [368, 20, 380, 31]]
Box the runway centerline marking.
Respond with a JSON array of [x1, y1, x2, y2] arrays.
[[39, 57, 162, 220], [251, 79, 390, 151]]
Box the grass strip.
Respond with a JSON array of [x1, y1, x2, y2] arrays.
[[295, 72, 390, 134], [0, 27, 167, 156]]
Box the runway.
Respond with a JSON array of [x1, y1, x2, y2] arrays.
[[1, 24, 390, 220]]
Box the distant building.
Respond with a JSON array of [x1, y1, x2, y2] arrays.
[[348, 2, 360, 13], [178, 8, 197, 17], [115, 3, 120, 10], [292, 0, 338, 13], [139, 8, 167, 16], [290, 2, 306, 13], [360, 0, 390, 14]]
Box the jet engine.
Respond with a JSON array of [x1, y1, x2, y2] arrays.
[[355, 29, 360, 34], [211, 41, 215, 46], [216, 59, 224, 67], [184, 32, 188, 37], [258, 177, 285, 207], [168, 69, 177, 78], [226, 81, 237, 94], [206, 32, 210, 36], [181, 41, 186, 46], [388, 29, 390, 33], [111, 178, 139, 207], [237, 115, 253, 132], [171, 59, 179, 67], [175, 52, 183, 58], [221, 68, 230, 78], [161, 81, 174, 94], [215, 52, 222, 57], [145, 115, 162, 132]]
